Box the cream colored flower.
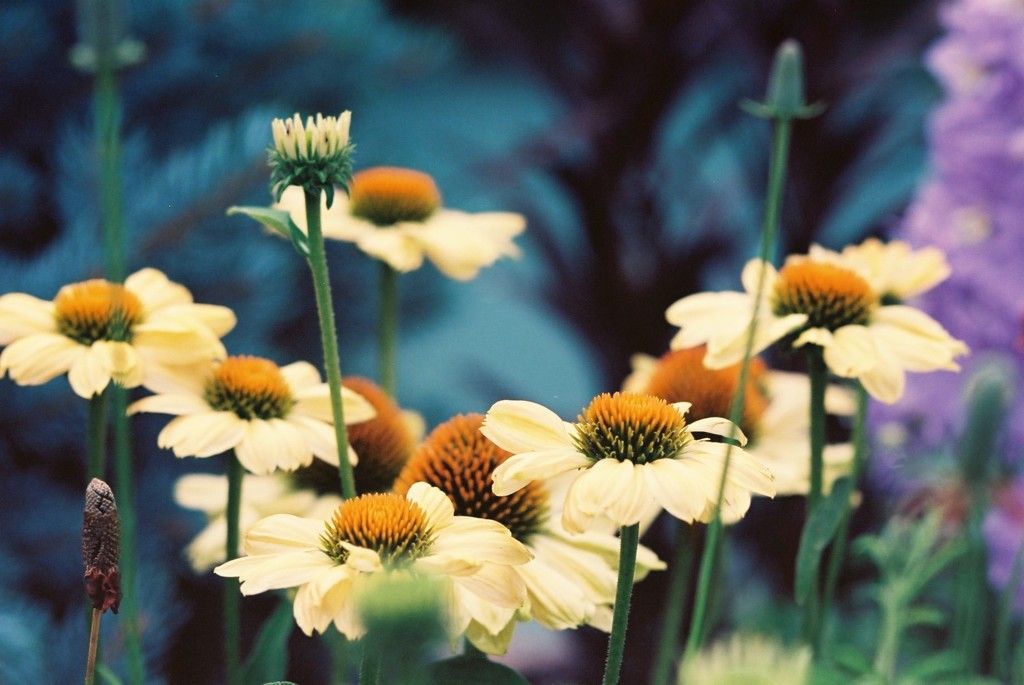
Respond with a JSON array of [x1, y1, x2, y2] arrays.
[[679, 634, 811, 685], [665, 256, 968, 403], [393, 414, 665, 653], [482, 393, 775, 533], [214, 483, 533, 640], [624, 348, 855, 499], [808, 237, 951, 301], [127, 355, 375, 475], [274, 166, 525, 280], [271, 112, 351, 162], [0, 268, 235, 398], [174, 472, 342, 572]]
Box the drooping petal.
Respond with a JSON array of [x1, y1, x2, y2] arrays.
[[688, 417, 748, 445], [451, 563, 527, 609], [857, 350, 906, 404], [406, 482, 455, 530], [157, 411, 247, 458], [0, 293, 57, 343], [817, 325, 879, 378], [481, 400, 576, 454], [286, 414, 343, 465], [0, 333, 83, 387], [125, 268, 193, 312], [870, 305, 967, 371], [292, 384, 376, 425], [127, 392, 212, 417], [244, 514, 332, 555], [640, 458, 709, 523], [355, 227, 425, 272], [491, 448, 591, 496], [215, 549, 333, 594]]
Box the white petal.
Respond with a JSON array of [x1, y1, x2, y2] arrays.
[[870, 305, 967, 371], [857, 351, 906, 404], [127, 393, 211, 417], [491, 449, 591, 496], [268, 418, 315, 471], [0, 293, 56, 343], [158, 412, 247, 458], [355, 228, 425, 272], [641, 459, 708, 523], [819, 325, 879, 378], [406, 482, 455, 529], [481, 400, 576, 453], [0, 334, 82, 387], [451, 563, 527, 609], [286, 414, 342, 465], [125, 268, 192, 311], [244, 514, 330, 555]]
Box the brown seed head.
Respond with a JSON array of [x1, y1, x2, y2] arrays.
[[82, 478, 121, 614]]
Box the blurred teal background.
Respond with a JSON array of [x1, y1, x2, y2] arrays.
[[0, 1, 949, 682]]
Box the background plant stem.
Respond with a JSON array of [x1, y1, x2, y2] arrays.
[[303, 189, 356, 500], [378, 262, 399, 399], [650, 522, 696, 685]]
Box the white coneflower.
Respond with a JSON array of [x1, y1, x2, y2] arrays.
[[268, 111, 354, 204]]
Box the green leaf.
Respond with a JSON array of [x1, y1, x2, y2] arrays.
[[242, 599, 295, 684], [829, 643, 873, 675], [897, 650, 966, 680], [795, 478, 853, 606], [426, 655, 532, 684], [227, 205, 310, 258]]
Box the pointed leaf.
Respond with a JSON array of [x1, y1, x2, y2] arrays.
[[242, 599, 295, 684], [227, 205, 310, 258], [795, 477, 853, 606]]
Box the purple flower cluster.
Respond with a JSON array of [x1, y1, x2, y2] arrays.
[[876, 0, 1024, 458], [876, 0, 1024, 606]]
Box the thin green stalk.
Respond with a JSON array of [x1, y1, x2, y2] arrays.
[[684, 117, 793, 665], [800, 346, 828, 646], [378, 262, 399, 399], [806, 346, 827, 513], [111, 386, 144, 684], [87, 392, 108, 481], [329, 631, 351, 685], [224, 452, 244, 685], [603, 523, 640, 685], [650, 523, 696, 685], [818, 384, 868, 653], [303, 189, 355, 500]]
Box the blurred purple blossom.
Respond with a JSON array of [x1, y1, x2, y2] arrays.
[[983, 478, 1024, 612], [873, 0, 1024, 469]]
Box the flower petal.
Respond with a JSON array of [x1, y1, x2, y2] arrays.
[[0, 293, 56, 343], [491, 448, 591, 497], [157, 412, 247, 458], [125, 268, 193, 311], [406, 482, 455, 530], [481, 400, 576, 454], [818, 325, 879, 378], [244, 513, 329, 555], [0, 333, 82, 387]]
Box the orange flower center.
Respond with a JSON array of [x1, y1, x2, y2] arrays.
[[54, 280, 143, 344], [394, 414, 549, 544], [641, 347, 768, 438], [771, 261, 876, 331], [321, 493, 432, 567], [348, 167, 441, 225], [203, 355, 294, 420], [574, 392, 690, 464]]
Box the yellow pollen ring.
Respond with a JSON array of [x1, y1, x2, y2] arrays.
[[575, 392, 690, 464], [211, 356, 290, 401], [54, 280, 144, 344], [321, 493, 431, 565], [772, 261, 876, 330], [348, 166, 442, 226]]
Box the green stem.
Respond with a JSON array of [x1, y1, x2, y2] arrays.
[[224, 452, 244, 685], [359, 635, 383, 685], [818, 384, 868, 653], [806, 346, 827, 513], [603, 523, 639, 685], [800, 346, 828, 646], [111, 387, 144, 685], [650, 523, 696, 685], [684, 116, 793, 665], [303, 189, 355, 500], [873, 595, 902, 681], [87, 392, 108, 481], [378, 262, 399, 399], [329, 631, 351, 685]]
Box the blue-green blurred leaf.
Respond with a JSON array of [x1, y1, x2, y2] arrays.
[[227, 205, 309, 257], [796, 478, 853, 606], [242, 599, 294, 684], [426, 655, 531, 684]]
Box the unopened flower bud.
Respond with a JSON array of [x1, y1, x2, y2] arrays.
[[82, 478, 122, 614]]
